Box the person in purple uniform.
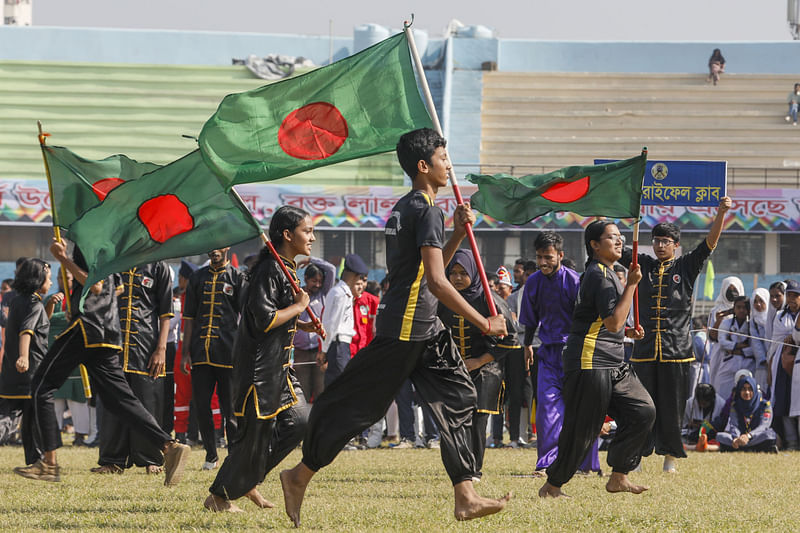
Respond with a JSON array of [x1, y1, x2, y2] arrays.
[[519, 232, 600, 476]]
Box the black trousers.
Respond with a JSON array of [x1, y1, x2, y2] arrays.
[[546, 364, 655, 488], [472, 412, 489, 477], [503, 346, 529, 442], [323, 340, 351, 388], [98, 371, 165, 468], [191, 364, 235, 463], [31, 327, 171, 455], [302, 332, 478, 485], [162, 342, 176, 434], [1, 398, 38, 465], [633, 361, 689, 458], [209, 373, 309, 501]]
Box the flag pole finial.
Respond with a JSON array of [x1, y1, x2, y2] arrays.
[[403, 14, 415, 29]]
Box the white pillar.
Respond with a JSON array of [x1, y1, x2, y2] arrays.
[[764, 233, 778, 275]]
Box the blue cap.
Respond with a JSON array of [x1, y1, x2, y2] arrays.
[[179, 260, 198, 279], [786, 279, 800, 295], [344, 254, 369, 276]]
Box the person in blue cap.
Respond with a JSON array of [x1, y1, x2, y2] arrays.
[[320, 254, 369, 387]]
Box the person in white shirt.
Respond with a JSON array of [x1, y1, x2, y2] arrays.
[[319, 254, 369, 387]]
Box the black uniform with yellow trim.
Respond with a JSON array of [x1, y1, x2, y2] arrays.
[[620, 238, 713, 459], [438, 290, 519, 477], [183, 261, 245, 464], [208, 253, 308, 502], [546, 260, 655, 488], [183, 262, 244, 368], [97, 261, 174, 469], [30, 269, 172, 457], [0, 292, 49, 466], [301, 189, 482, 486], [118, 262, 174, 375]]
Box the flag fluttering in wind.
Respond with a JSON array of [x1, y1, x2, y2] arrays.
[[67, 150, 262, 303], [42, 145, 160, 231], [199, 32, 432, 188], [467, 152, 647, 225]]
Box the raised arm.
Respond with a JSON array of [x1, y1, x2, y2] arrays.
[[705, 196, 732, 251]]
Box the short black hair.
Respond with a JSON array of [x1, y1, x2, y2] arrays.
[[534, 231, 563, 252], [652, 223, 680, 243], [561, 257, 577, 270], [523, 260, 537, 273], [11, 258, 50, 296], [396, 128, 446, 180], [305, 263, 324, 281], [365, 280, 380, 297], [613, 264, 626, 274], [487, 273, 499, 284], [514, 258, 525, 267]]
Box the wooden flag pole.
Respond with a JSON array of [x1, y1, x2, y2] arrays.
[[227, 187, 325, 337], [403, 18, 497, 316], [37, 122, 93, 398]]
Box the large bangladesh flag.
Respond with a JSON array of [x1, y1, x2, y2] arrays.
[[68, 150, 262, 303], [199, 32, 433, 187], [42, 145, 160, 231], [467, 152, 647, 225]]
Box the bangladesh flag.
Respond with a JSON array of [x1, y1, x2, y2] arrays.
[[67, 150, 262, 303], [199, 32, 433, 187], [42, 145, 161, 231], [467, 152, 647, 225]]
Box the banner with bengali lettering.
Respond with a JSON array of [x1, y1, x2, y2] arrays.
[[595, 159, 727, 207], [1, 180, 798, 233]]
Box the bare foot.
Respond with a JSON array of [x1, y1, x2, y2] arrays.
[[605, 472, 648, 494], [146, 465, 163, 475], [280, 464, 314, 528], [204, 494, 243, 513], [453, 480, 512, 521], [246, 487, 275, 508], [538, 482, 569, 498]]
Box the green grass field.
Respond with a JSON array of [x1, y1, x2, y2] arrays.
[[0, 442, 798, 532]]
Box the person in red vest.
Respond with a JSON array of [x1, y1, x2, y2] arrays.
[[351, 277, 378, 357]]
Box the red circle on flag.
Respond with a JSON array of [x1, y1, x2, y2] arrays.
[[278, 102, 348, 160], [541, 176, 591, 203], [92, 178, 125, 201], [137, 195, 195, 243]]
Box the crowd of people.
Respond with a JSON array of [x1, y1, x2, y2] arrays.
[[0, 127, 796, 525]]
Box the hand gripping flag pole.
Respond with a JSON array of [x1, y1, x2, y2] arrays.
[[37, 122, 93, 398], [404, 18, 497, 316], [228, 188, 325, 339]]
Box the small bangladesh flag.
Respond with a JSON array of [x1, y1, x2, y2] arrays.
[[68, 150, 262, 303], [42, 145, 160, 231], [467, 152, 647, 225], [199, 32, 433, 188]]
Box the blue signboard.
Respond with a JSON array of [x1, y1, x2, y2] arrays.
[[594, 159, 727, 207]]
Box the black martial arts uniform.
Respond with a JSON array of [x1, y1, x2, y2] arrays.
[[0, 293, 49, 465], [438, 284, 519, 477], [209, 253, 309, 500], [546, 260, 656, 488], [621, 239, 713, 459], [99, 262, 173, 469], [31, 264, 172, 457], [301, 190, 481, 485], [183, 261, 245, 463]]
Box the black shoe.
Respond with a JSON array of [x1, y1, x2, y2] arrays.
[[175, 432, 187, 445]]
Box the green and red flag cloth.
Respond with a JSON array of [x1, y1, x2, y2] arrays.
[[466, 152, 647, 225], [67, 150, 262, 303], [199, 32, 433, 188], [42, 145, 160, 230]]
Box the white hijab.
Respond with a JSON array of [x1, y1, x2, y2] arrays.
[[750, 288, 770, 329], [709, 276, 745, 320]]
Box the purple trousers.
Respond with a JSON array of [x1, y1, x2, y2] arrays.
[[536, 343, 600, 472]]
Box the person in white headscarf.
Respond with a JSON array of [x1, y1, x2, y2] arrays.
[[707, 276, 745, 395], [750, 288, 770, 394]]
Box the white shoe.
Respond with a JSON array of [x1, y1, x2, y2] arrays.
[[786, 115, 792, 122], [202, 460, 218, 471], [662, 455, 676, 473]]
